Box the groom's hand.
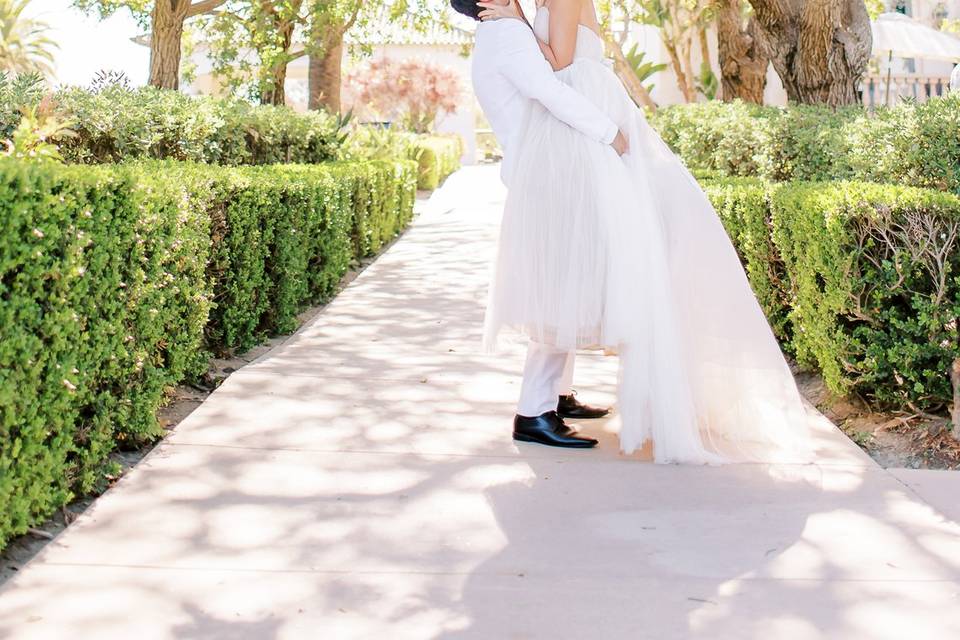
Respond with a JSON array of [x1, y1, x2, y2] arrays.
[[478, 1, 521, 21], [611, 130, 629, 156]]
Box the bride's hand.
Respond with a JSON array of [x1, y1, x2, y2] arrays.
[[477, 1, 521, 21]]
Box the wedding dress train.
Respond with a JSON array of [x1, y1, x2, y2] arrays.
[[483, 8, 812, 464]]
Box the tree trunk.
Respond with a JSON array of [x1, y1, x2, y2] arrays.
[[747, 0, 871, 106], [255, 0, 303, 106], [698, 25, 711, 71], [149, 0, 190, 90], [261, 64, 287, 105], [717, 0, 768, 103], [664, 40, 695, 103], [260, 19, 296, 106], [679, 39, 697, 101], [308, 30, 344, 113]]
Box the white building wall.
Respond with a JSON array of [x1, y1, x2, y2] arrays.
[[886, 0, 960, 78]]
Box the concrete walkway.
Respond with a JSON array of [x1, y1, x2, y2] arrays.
[[2, 165, 960, 639]]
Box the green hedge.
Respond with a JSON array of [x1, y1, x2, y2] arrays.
[[0, 157, 416, 549], [773, 182, 960, 409], [201, 160, 416, 352], [700, 175, 960, 411], [652, 95, 960, 193], [0, 80, 344, 166], [410, 135, 463, 191], [341, 127, 463, 191]]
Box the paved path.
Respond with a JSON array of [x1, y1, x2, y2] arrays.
[[2, 165, 960, 639]]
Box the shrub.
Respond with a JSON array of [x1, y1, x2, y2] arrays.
[[651, 95, 960, 193], [350, 160, 419, 256], [175, 160, 416, 354], [652, 100, 771, 177], [842, 103, 915, 187], [848, 97, 960, 194], [340, 125, 419, 163], [0, 156, 417, 549], [699, 175, 960, 410], [898, 96, 960, 193], [772, 181, 960, 409], [341, 127, 462, 191], [762, 105, 860, 182], [0, 72, 45, 140], [0, 161, 212, 550], [0, 80, 345, 166], [410, 134, 463, 191]]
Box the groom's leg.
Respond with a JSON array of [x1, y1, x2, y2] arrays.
[[556, 351, 611, 420], [517, 341, 569, 417], [557, 351, 575, 397], [514, 341, 598, 448]]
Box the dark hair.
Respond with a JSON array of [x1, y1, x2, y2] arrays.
[[450, 0, 481, 21]]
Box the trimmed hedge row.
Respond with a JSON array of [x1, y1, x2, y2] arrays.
[[700, 176, 960, 410], [410, 135, 463, 191], [2, 76, 463, 189], [0, 157, 417, 549], [653, 95, 960, 193], [201, 160, 417, 352], [1, 162, 210, 542], [0, 81, 345, 166], [340, 127, 463, 191]]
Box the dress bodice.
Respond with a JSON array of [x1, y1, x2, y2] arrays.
[[532, 6, 605, 63]]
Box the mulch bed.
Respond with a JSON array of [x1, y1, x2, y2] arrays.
[[794, 368, 960, 470]]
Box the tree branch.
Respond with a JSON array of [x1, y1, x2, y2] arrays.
[[341, 1, 363, 33], [187, 0, 226, 18]]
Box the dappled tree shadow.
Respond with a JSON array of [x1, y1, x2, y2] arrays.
[[1, 166, 960, 639]]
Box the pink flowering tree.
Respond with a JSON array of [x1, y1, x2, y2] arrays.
[[343, 57, 463, 133]]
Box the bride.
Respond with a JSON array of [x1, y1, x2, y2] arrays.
[[478, 0, 813, 464]]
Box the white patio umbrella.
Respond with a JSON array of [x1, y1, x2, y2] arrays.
[[871, 12, 960, 103]]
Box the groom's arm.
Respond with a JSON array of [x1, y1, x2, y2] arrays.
[[495, 19, 618, 145]]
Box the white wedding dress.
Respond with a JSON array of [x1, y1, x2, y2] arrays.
[[484, 7, 813, 464]]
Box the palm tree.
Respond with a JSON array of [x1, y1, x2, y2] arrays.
[[0, 0, 56, 77]]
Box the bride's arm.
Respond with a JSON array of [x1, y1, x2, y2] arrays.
[[478, 0, 579, 70], [540, 0, 580, 70], [535, 40, 563, 70]]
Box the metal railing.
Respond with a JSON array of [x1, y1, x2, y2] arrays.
[[860, 75, 952, 108]]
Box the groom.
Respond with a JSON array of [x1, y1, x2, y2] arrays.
[[452, 0, 625, 448]]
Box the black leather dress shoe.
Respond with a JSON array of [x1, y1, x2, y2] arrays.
[[557, 391, 610, 420], [513, 411, 598, 448]]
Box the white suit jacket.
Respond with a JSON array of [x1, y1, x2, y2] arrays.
[[471, 17, 618, 185]]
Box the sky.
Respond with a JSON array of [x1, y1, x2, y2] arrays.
[[23, 0, 149, 87]]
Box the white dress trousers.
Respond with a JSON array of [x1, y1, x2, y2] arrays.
[[517, 342, 575, 417]]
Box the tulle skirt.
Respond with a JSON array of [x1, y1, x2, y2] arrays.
[[483, 57, 812, 465]]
